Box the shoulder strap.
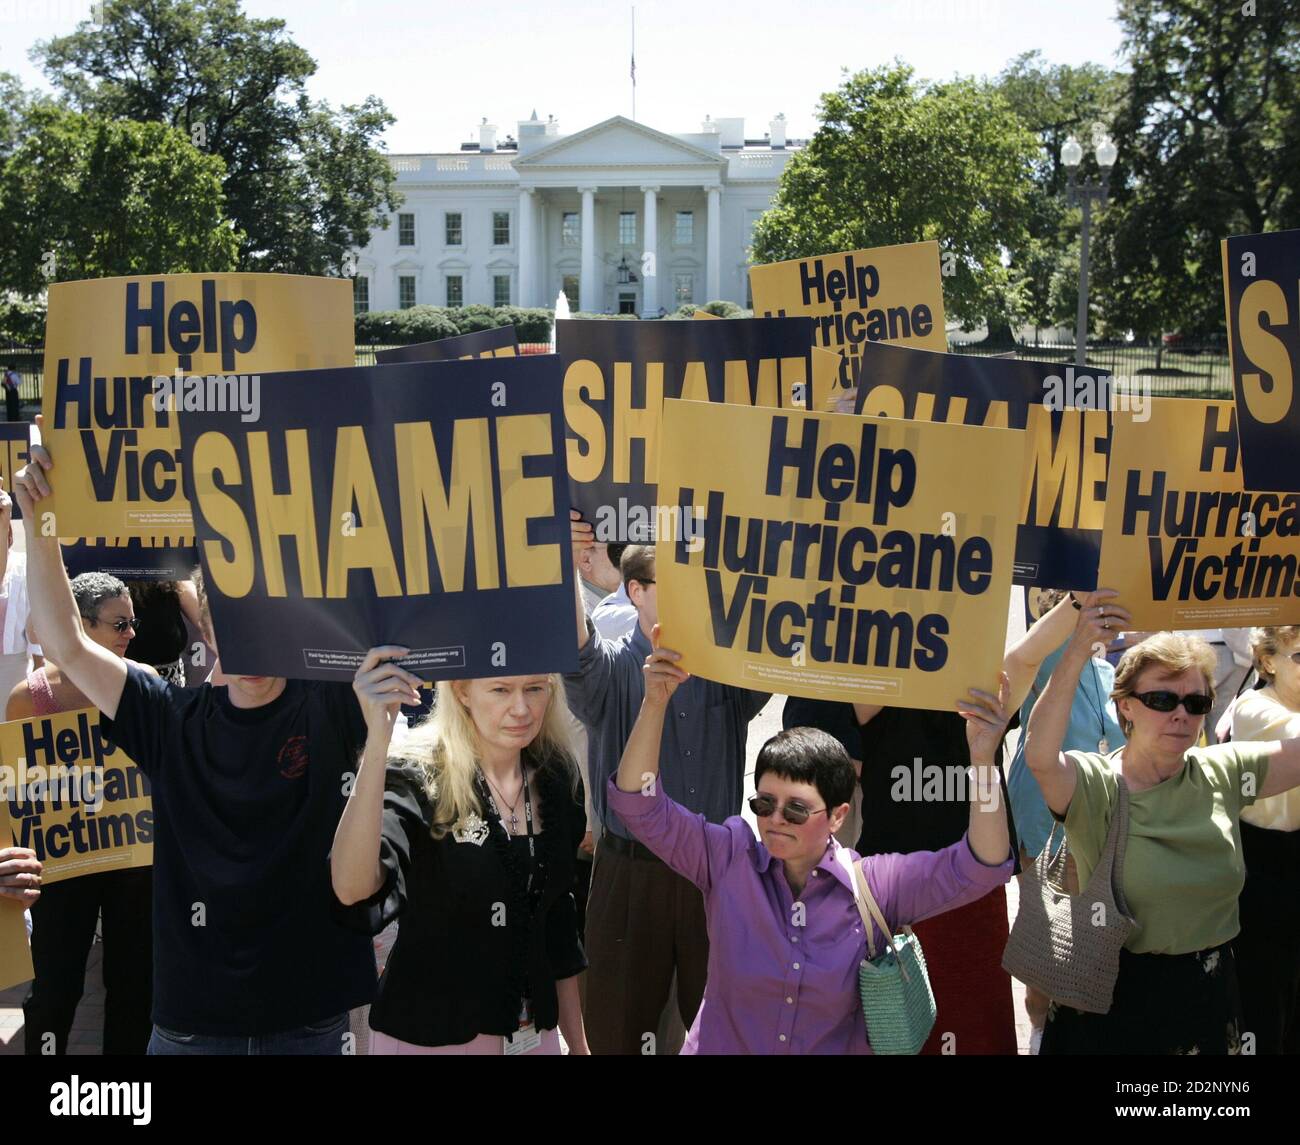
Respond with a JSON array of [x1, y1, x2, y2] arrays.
[[835, 847, 898, 960], [1092, 773, 1133, 917]]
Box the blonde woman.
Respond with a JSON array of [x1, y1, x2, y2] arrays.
[[331, 647, 590, 1055], [1025, 601, 1300, 1054], [1224, 625, 1300, 1054]]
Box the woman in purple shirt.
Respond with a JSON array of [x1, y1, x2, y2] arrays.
[[609, 629, 1016, 1055]]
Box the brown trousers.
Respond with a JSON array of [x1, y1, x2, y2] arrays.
[[581, 840, 709, 1055]]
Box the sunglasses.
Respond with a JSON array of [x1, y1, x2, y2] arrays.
[[748, 793, 826, 825], [87, 616, 141, 634], [1132, 690, 1213, 716]]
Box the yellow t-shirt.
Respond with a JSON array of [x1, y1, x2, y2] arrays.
[[1231, 688, 1300, 832], [1062, 745, 1271, 955]]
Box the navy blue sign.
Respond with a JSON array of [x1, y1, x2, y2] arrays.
[[178, 355, 577, 681]]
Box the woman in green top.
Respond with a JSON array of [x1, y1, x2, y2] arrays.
[[1024, 594, 1300, 1054]]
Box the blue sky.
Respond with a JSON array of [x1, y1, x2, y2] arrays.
[[1, 0, 1126, 151]]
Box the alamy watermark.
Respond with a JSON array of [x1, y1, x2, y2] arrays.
[[1041, 368, 1151, 422], [152, 370, 261, 422]]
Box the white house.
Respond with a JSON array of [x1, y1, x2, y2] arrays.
[[352, 112, 801, 319]]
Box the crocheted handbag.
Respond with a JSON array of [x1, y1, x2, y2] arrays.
[[836, 848, 936, 1055], [1001, 775, 1137, 1014]]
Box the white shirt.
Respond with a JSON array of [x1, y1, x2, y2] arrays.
[[590, 583, 638, 641]]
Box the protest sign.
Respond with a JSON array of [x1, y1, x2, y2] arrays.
[[375, 325, 520, 365], [1222, 229, 1300, 493], [690, 312, 841, 410], [1097, 398, 1300, 629], [0, 423, 30, 519], [557, 317, 817, 540], [655, 399, 1023, 708], [0, 794, 33, 991], [60, 537, 198, 581], [41, 273, 354, 537], [179, 354, 577, 680], [749, 241, 948, 397], [1, 708, 152, 883], [853, 342, 1120, 589]]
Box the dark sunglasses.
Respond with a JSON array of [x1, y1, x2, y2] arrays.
[[748, 793, 826, 825], [87, 616, 141, 634], [1133, 690, 1213, 716]]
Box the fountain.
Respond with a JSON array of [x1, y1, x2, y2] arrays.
[[550, 290, 571, 351]]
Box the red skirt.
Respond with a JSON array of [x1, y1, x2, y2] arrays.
[[915, 885, 1017, 1055]]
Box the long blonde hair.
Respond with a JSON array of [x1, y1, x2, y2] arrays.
[[396, 675, 579, 839]]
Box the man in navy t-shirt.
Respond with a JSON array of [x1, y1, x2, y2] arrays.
[[12, 447, 375, 1054]]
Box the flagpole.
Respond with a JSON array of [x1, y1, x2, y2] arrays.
[[631, 6, 636, 122]]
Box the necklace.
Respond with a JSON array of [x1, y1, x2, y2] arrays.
[[483, 766, 525, 833], [1083, 658, 1112, 753]]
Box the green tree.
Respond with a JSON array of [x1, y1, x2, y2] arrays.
[[1092, 0, 1300, 340], [750, 63, 1040, 333], [995, 52, 1122, 331], [0, 108, 239, 294], [36, 0, 400, 275]]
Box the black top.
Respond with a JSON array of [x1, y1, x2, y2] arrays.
[[332, 755, 587, 1047], [126, 586, 187, 666], [102, 664, 377, 1035], [857, 706, 1019, 867]]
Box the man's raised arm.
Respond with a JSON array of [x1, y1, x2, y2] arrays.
[[9, 425, 128, 718]]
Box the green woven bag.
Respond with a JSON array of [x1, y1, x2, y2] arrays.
[[836, 849, 937, 1055]]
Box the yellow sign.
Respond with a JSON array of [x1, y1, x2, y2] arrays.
[[42, 273, 354, 536], [1, 708, 153, 883], [749, 241, 948, 393], [655, 399, 1024, 708], [0, 797, 34, 991], [1097, 398, 1300, 629]]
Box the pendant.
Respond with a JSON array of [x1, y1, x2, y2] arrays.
[[1098, 736, 1110, 754], [509, 813, 520, 833], [454, 813, 490, 847]]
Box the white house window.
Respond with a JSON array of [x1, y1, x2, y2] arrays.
[[445, 212, 463, 246], [562, 274, 579, 309], [674, 211, 694, 245], [398, 275, 416, 309], [493, 275, 511, 306], [619, 211, 637, 246], [446, 275, 464, 307], [492, 211, 511, 246], [674, 273, 694, 304], [353, 276, 370, 315], [398, 213, 415, 246], [562, 212, 580, 246]]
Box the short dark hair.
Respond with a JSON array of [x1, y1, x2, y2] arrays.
[[620, 544, 655, 589], [606, 543, 626, 570], [70, 572, 129, 620], [754, 727, 856, 811]]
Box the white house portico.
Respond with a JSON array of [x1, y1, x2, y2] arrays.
[[354, 112, 800, 318]]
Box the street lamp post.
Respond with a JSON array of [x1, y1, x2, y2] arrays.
[[1062, 130, 1117, 368]]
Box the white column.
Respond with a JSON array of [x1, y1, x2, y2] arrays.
[[518, 187, 535, 307], [706, 185, 721, 302], [640, 185, 659, 317], [579, 185, 597, 313]]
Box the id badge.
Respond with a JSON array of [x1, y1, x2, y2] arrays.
[[503, 998, 542, 1055]]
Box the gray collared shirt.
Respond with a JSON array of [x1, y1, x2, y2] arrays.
[[563, 619, 769, 839]]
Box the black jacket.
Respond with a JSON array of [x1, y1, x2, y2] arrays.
[[332, 752, 586, 1046]]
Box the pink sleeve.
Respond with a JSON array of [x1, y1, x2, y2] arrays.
[[606, 776, 749, 895]]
